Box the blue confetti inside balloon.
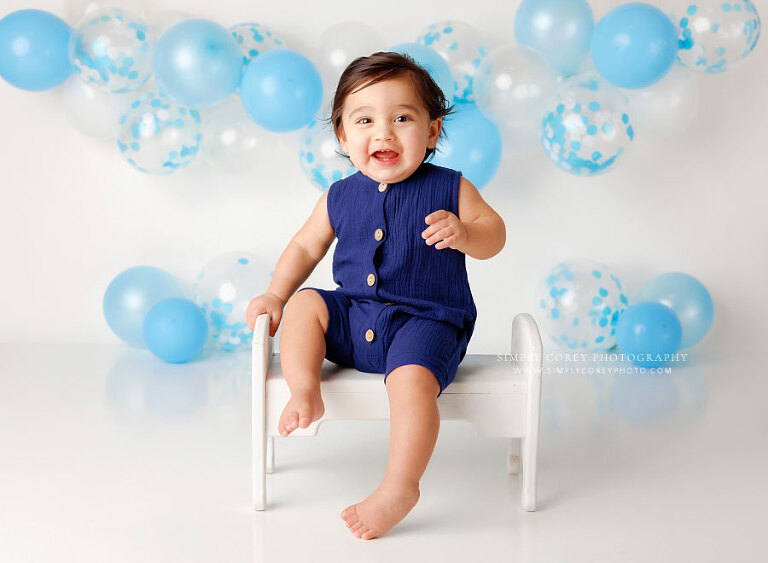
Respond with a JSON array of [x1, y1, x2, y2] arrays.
[[416, 20, 489, 102], [193, 252, 273, 352], [540, 72, 634, 176], [69, 7, 153, 94], [229, 22, 286, 69], [672, 1, 761, 73], [117, 91, 201, 175], [298, 118, 357, 191], [538, 260, 628, 351]]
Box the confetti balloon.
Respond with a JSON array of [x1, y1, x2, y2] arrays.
[[117, 91, 201, 175], [69, 7, 154, 93], [229, 22, 287, 69], [537, 260, 628, 351], [193, 253, 272, 352], [540, 72, 634, 176], [416, 20, 490, 101], [672, 0, 761, 73], [298, 117, 357, 191]]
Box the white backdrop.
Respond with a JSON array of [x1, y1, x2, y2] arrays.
[[1, 0, 766, 357]]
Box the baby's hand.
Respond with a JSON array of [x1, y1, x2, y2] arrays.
[[246, 292, 285, 337], [422, 210, 468, 251]]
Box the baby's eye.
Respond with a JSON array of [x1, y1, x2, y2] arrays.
[[395, 115, 411, 122], [357, 117, 371, 124]]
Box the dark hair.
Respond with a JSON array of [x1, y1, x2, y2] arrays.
[[322, 51, 455, 164]]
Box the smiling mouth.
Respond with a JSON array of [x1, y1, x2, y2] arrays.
[[373, 150, 399, 163]]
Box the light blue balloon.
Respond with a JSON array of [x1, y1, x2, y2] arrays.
[[240, 49, 322, 132], [635, 272, 714, 349], [514, 0, 594, 77], [0, 9, 72, 91], [103, 266, 186, 348], [154, 19, 242, 108], [388, 43, 455, 102], [591, 3, 678, 89], [616, 302, 682, 367], [143, 298, 208, 363], [429, 101, 501, 189]]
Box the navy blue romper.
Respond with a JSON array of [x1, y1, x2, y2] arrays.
[[298, 162, 477, 397]]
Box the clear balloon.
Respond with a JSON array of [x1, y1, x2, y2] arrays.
[[537, 260, 628, 351], [591, 2, 679, 89], [672, 0, 761, 73], [193, 253, 273, 352], [199, 97, 277, 175], [240, 49, 323, 132], [514, 0, 595, 77], [143, 298, 208, 363], [615, 302, 683, 367], [69, 7, 154, 94], [0, 9, 73, 91], [416, 20, 490, 102], [634, 272, 714, 349], [622, 65, 700, 137], [388, 42, 455, 102], [430, 101, 502, 189], [103, 265, 187, 348], [61, 76, 138, 140], [66, 0, 148, 23], [541, 72, 634, 176], [473, 43, 557, 129], [229, 22, 287, 69], [154, 19, 242, 108], [297, 117, 357, 191], [117, 90, 201, 175], [313, 22, 385, 109]]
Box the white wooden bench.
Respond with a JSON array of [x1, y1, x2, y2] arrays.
[[251, 312, 543, 511]]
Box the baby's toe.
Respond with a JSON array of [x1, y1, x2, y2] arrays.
[[341, 504, 359, 526], [349, 521, 365, 534]]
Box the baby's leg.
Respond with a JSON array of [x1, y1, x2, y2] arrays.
[[277, 289, 329, 436], [341, 365, 441, 540]]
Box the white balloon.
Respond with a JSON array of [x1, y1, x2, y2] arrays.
[[60, 76, 137, 140], [199, 97, 278, 175], [313, 22, 386, 108], [66, 0, 148, 23], [622, 65, 700, 138], [474, 43, 558, 129]]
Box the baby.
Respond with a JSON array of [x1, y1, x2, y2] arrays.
[[246, 51, 505, 540]]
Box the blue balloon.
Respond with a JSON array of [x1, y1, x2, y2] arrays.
[[0, 9, 72, 91], [591, 3, 678, 89], [154, 19, 242, 108], [103, 266, 186, 348], [240, 49, 322, 132], [635, 272, 713, 349], [143, 298, 208, 363], [388, 43, 455, 101], [616, 302, 682, 368], [430, 101, 501, 189], [514, 0, 594, 77]]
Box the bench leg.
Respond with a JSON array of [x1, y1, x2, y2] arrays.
[[520, 435, 538, 511], [266, 436, 274, 474], [507, 437, 521, 475]]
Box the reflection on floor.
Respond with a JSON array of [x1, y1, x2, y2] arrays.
[[0, 343, 764, 562]]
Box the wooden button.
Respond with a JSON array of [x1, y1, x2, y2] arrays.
[[378, 182, 388, 192], [374, 228, 384, 241], [365, 329, 375, 342], [367, 273, 376, 286]]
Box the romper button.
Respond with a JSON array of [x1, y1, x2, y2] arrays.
[[374, 228, 384, 241], [378, 182, 388, 192], [365, 329, 375, 342], [367, 273, 376, 286]]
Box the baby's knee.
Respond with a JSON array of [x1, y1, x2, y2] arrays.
[[385, 364, 441, 397], [285, 289, 328, 330]]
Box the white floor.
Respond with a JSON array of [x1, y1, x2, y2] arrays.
[[1, 343, 766, 562]]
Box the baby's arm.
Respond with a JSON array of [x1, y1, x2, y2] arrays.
[[246, 191, 335, 333], [422, 176, 506, 260]]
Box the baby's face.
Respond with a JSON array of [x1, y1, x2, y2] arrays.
[[338, 76, 442, 184]]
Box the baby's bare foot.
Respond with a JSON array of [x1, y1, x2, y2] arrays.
[[278, 389, 325, 436], [340, 484, 420, 540]]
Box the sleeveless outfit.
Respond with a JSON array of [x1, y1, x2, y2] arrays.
[[298, 162, 477, 396]]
